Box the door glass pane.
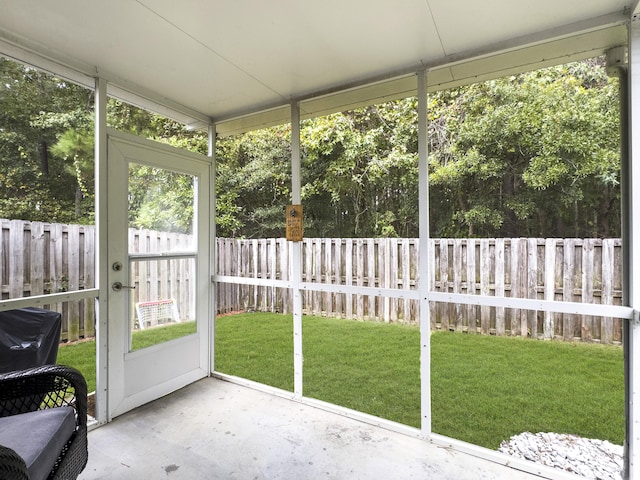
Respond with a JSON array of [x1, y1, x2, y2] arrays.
[[128, 163, 197, 351]]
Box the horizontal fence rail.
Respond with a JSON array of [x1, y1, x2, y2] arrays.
[[216, 237, 624, 344]]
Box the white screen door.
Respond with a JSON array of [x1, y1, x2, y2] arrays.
[[106, 131, 211, 419]]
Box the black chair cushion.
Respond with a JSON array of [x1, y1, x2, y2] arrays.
[[0, 406, 75, 480]]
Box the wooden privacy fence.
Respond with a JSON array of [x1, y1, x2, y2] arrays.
[[0, 219, 194, 342], [127, 228, 195, 327], [0, 219, 95, 342], [0, 218, 626, 345], [216, 237, 624, 344]]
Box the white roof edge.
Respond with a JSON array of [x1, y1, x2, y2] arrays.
[[0, 29, 212, 129], [0, 9, 630, 137], [216, 22, 627, 137], [0, 36, 95, 90]]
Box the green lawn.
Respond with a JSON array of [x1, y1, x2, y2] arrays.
[[55, 312, 624, 450], [215, 312, 624, 449], [56, 321, 197, 393], [57, 339, 97, 393], [131, 321, 196, 351]]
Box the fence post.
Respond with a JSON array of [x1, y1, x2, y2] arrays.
[[494, 238, 505, 336], [563, 239, 576, 341], [466, 238, 476, 333]]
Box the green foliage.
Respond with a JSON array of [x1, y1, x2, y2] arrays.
[[128, 164, 195, 233], [1, 55, 621, 239], [301, 103, 420, 238], [49, 128, 95, 221], [429, 58, 620, 237], [0, 57, 95, 223], [0, 56, 208, 226], [215, 126, 292, 237], [216, 101, 420, 238], [216, 58, 620, 239]]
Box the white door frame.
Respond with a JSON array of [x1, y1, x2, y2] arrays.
[[106, 129, 211, 419]]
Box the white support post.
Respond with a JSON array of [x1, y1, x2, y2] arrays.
[[291, 102, 304, 397], [627, 17, 640, 479], [209, 124, 216, 375], [417, 69, 431, 437], [94, 76, 109, 423]]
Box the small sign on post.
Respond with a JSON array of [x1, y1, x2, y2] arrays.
[[286, 204, 303, 241]]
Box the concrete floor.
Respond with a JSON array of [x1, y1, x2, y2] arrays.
[[78, 378, 565, 480]]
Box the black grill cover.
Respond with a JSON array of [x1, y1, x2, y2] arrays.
[[0, 308, 61, 373]]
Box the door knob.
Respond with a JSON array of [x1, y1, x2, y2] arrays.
[[112, 282, 135, 291]]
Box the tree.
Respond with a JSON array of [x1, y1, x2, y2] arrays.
[[428, 58, 620, 238], [0, 57, 94, 223], [301, 101, 419, 238], [105, 99, 208, 233], [218, 58, 619, 239], [215, 125, 292, 238], [1, 55, 621, 239]]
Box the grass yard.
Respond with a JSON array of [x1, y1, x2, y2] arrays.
[[55, 312, 624, 451], [56, 321, 197, 393], [57, 339, 97, 393], [215, 312, 624, 450], [131, 321, 196, 351]]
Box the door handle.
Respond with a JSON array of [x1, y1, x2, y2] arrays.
[[112, 282, 136, 292]]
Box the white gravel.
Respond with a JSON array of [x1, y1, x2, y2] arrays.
[[498, 432, 624, 479]]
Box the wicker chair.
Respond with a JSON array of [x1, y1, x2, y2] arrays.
[[0, 365, 88, 480]]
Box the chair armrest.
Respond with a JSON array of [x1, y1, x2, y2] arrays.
[[0, 365, 87, 426], [0, 444, 30, 480]]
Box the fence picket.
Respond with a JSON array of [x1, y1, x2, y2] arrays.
[[9, 220, 24, 299], [367, 240, 376, 320], [466, 239, 476, 333], [345, 240, 353, 319], [67, 225, 80, 341], [527, 238, 538, 338], [452, 239, 463, 332], [602, 239, 615, 344], [83, 227, 95, 338], [438, 239, 449, 331], [402, 239, 412, 324], [356, 239, 365, 320], [495, 238, 505, 336], [30, 222, 45, 297], [334, 238, 342, 318], [544, 238, 556, 340], [480, 239, 490, 335], [325, 238, 332, 317], [303, 238, 313, 313], [582, 239, 594, 341], [563, 239, 576, 341]]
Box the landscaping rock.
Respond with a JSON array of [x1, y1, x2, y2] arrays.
[[498, 432, 623, 480]]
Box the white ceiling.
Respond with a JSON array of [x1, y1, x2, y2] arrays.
[[0, 0, 634, 135]]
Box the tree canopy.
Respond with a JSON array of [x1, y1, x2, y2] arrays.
[[428, 58, 620, 238], [0, 57, 207, 227], [0, 56, 621, 238], [0, 58, 94, 222]]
